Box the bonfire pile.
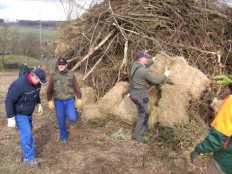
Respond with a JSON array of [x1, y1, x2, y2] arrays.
[[56, 0, 232, 97], [53, 0, 232, 149]]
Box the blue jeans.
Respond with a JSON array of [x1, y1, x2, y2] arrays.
[[54, 98, 79, 141], [15, 115, 35, 162]]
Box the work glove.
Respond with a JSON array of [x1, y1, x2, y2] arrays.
[[152, 56, 156, 62], [76, 99, 83, 108], [190, 150, 202, 164], [164, 66, 171, 77], [190, 150, 197, 163], [48, 101, 54, 110], [212, 75, 232, 85], [37, 104, 43, 115], [8, 117, 16, 128]]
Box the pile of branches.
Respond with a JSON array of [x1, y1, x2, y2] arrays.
[[58, 0, 232, 97]]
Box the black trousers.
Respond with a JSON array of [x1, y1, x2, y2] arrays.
[[130, 88, 149, 137]]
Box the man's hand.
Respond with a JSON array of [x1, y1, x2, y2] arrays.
[[38, 104, 43, 115], [8, 117, 16, 128], [190, 150, 199, 164], [76, 99, 83, 108], [212, 75, 232, 85], [164, 66, 171, 77], [48, 101, 54, 110]]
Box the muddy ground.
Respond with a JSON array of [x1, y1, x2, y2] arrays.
[[0, 72, 208, 174]]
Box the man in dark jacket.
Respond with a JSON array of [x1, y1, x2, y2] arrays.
[[130, 51, 170, 143], [18, 60, 31, 77], [5, 68, 46, 168]]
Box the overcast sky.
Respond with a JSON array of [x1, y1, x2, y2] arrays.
[[0, 0, 67, 21], [0, 0, 97, 21], [0, 0, 231, 22], [221, 0, 232, 5]]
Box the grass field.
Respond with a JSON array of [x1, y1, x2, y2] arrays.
[[0, 24, 59, 44], [0, 55, 39, 71]]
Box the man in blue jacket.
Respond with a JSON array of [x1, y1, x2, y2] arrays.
[[5, 68, 46, 168]]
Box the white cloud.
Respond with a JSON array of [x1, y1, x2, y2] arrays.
[[0, 0, 66, 21], [0, 0, 103, 21]]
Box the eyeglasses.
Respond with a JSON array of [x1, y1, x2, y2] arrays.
[[32, 74, 42, 83]]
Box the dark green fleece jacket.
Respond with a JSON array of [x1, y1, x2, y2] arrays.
[[195, 127, 232, 174], [130, 60, 166, 89]]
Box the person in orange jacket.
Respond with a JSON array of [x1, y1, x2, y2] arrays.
[[190, 75, 232, 174]]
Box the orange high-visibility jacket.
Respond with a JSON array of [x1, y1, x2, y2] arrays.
[[211, 95, 232, 137]]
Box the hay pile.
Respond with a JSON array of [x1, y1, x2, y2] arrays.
[[81, 53, 210, 128], [81, 82, 134, 122], [56, 0, 232, 97], [147, 52, 210, 127], [98, 81, 129, 114]]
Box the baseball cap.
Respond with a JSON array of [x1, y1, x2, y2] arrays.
[[135, 51, 152, 59], [58, 58, 67, 65], [31, 68, 47, 85]]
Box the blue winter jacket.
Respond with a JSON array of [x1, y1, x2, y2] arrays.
[[5, 73, 41, 118]]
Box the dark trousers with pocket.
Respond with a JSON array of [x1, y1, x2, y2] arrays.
[[130, 88, 149, 137]]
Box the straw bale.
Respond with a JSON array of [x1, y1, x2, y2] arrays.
[[111, 96, 137, 124], [148, 85, 189, 128], [81, 104, 104, 121], [150, 52, 210, 100], [149, 52, 173, 75], [98, 82, 129, 114], [110, 85, 160, 124], [147, 86, 161, 111], [168, 63, 209, 100], [98, 53, 210, 128], [80, 86, 96, 104], [147, 52, 210, 127]]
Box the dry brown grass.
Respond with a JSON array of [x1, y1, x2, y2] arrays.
[[0, 72, 209, 174]]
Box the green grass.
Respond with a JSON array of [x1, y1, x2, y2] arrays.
[[0, 55, 39, 71], [0, 25, 58, 44]]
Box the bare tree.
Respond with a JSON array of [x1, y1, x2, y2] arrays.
[[0, 24, 10, 71], [59, 0, 102, 20]]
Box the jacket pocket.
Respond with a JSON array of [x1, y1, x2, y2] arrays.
[[67, 77, 73, 86]]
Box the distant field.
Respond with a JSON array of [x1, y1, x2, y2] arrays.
[[0, 25, 59, 44], [0, 55, 39, 71]]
